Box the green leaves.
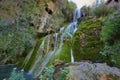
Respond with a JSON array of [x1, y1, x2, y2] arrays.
[[39, 66, 54, 80], [9, 68, 25, 80], [101, 14, 120, 45], [100, 13, 120, 67], [39, 66, 69, 80], [92, 4, 115, 17]]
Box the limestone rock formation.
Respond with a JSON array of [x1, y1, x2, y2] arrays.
[[68, 62, 120, 80]]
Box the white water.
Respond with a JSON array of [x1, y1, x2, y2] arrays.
[[56, 8, 81, 63], [36, 33, 59, 76], [73, 8, 81, 21], [54, 33, 59, 50], [65, 8, 81, 63], [36, 50, 55, 77], [71, 48, 74, 63], [65, 21, 77, 38]]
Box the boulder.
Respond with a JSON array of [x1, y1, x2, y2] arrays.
[[54, 59, 64, 67], [68, 62, 120, 80]]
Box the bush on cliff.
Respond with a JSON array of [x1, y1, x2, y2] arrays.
[[101, 13, 120, 68]]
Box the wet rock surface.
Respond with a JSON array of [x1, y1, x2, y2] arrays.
[[68, 62, 120, 80]]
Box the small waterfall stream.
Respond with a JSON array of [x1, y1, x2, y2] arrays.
[[54, 33, 59, 50], [29, 38, 45, 73], [71, 48, 74, 63]]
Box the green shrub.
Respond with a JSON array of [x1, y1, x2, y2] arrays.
[[39, 66, 69, 80], [0, 17, 35, 55], [39, 66, 54, 80], [101, 13, 120, 68], [100, 41, 120, 67], [8, 68, 25, 80], [92, 4, 115, 17], [101, 13, 120, 45], [57, 67, 69, 80], [0, 0, 40, 63]]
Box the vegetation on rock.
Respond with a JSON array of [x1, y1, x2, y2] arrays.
[[72, 17, 103, 62], [92, 4, 115, 17], [1, 0, 120, 80]]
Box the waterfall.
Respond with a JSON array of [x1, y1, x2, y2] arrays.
[[46, 36, 50, 53], [65, 8, 81, 38], [73, 8, 81, 21], [29, 38, 46, 75], [28, 32, 60, 77], [65, 8, 81, 63], [71, 48, 74, 63], [23, 8, 81, 77], [36, 50, 55, 77], [59, 27, 65, 48], [56, 8, 81, 63], [60, 27, 64, 33], [54, 33, 58, 50], [36, 33, 59, 76]]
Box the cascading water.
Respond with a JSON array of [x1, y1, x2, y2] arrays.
[[23, 7, 81, 78], [54, 33, 59, 50], [65, 21, 77, 38], [59, 27, 65, 49], [63, 8, 81, 63], [28, 32, 59, 77], [71, 48, 74, 63], [36, 33, 59, 77], [29, 38, 46, 75], [73, 8, 81, 21]]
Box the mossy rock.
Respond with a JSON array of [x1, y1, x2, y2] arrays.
[[72, 18, 103, 62], [56, 40, 71, 62], [48, 40, 71, 66]]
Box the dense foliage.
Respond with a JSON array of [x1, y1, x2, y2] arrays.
[[8, 68, 25, 80], [101, 13, 120, 67], [40, 66, 69, 80], [0, 0, 40, 64], [92, 4, 115, 17], [101, 13, 120, 45]]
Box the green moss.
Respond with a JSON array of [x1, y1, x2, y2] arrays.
[[72, 18, 103, 62], [24, 37, 44, 70], [48, 40, 71, 65]]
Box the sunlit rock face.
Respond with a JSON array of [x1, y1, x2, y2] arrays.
[[68, 62, 120, 80], [45, 1, 56, 15]]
